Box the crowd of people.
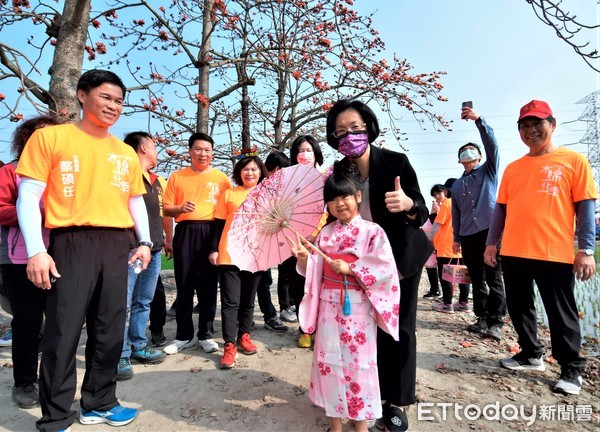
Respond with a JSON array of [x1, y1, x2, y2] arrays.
[[0, 69, 595, 432]]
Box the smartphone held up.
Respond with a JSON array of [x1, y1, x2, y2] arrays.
[[461, 101, 473, 120]]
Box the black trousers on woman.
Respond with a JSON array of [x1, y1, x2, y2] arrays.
[[219, 265, 263, 343], [377, 269, 421, 406], [436, 256, 470, 305], [1, 264, 45, 387]]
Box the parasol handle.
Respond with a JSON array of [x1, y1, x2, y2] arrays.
[[285, 225, 332, 264]]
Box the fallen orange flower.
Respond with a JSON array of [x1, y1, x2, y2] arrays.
[[459, 341, 475, 348]]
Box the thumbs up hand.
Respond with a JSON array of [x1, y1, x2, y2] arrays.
[[385, 176, 413, 213]]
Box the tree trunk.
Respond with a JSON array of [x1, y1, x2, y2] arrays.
[[48, 0, 91, 122], [239, 63, 250, 149], [196, 0, 214, 133]]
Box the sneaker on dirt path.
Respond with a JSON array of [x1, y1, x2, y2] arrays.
[[553, 368, 583, 395], [264, 316, 288, 333], [12, 383, 39, 408], [467, 317, 488, 334], [79, 405, 138, 427], [163, 337, 198, 355], [198, 338, 219, 353], [151, 331, 166, 347], [432, 303, 454, 314], [280, 307, 297, 323], [500, 354, 545, 371], [219, 342, 237, 369], [131, 345, 166, 364], [237, 333, 257, 355], [116, 358, 134, 381]]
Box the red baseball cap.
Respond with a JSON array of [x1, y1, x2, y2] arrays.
[[518, 100, 553, 121]]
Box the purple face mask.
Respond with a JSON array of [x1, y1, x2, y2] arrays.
[[338, 132, 369, 159]]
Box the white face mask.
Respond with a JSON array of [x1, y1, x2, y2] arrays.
[[296, 152, 315, 166], [459, 148, 479, 163]]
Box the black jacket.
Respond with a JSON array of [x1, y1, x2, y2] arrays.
[[364, 146, 433, 278]]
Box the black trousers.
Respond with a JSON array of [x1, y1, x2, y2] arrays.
[[173, 221, 218, 341], [36, 227, 129, 432], [436, 256, 470, 305], [425, 266, 439, 294], [257, 269, 277, 320], [278, 256, 306, 328], [501, 256, 585, 370], [460, 229, 506, 326], [219, 265, 262, 343], [277, 258, 294, 311], [149, 275, 166, 333], [377, 269, 421, 406], [1, 264, 45, 387]]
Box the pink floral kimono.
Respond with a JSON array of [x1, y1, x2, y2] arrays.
[[298, 215, 400, 421]]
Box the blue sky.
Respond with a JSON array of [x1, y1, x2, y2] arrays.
[[1, 0, 598, 199], [356, 0, 599, 195]]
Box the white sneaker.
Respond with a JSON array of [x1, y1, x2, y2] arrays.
[[198, 338, 219, 353], [553, 368, 583, 395], [280, 308, 298, 323], [500, 355, 545, 371], [163, 337, 198, 355]]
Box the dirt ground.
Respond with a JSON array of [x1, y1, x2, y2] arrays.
[[0, 270, 598, 432]]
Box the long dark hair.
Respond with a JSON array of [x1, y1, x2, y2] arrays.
[[290, 135, 324, 167], [11, 115, 62, 161]]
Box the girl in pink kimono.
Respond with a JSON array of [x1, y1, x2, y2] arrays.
[[292, 167, 400, 432]]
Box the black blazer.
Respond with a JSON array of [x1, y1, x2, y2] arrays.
[[363, 146, 433, 278]]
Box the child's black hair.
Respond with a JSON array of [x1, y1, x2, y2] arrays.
[[324, 160, 361, 203]]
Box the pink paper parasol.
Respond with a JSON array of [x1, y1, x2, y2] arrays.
[[227, 164, 327, 272]]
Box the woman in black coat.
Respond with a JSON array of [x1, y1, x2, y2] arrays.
[[326, 99, 432, 432]]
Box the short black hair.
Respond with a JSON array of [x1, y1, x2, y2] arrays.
[[123, 131, 152, 152], [517, 115, 556, 127], [77, 69, 126, 97], [264, 151, 290, 171], [325, 99, 380, 150], [457, 142, 481, 159], [188, 132, 214, 149], [290, 135, 324, 166], [232, 156, 267, 186], [325, 159, 361, 202], [430, 184, 447, 197]]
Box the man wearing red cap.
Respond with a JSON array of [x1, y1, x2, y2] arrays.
[[484, 100, 597, 395]]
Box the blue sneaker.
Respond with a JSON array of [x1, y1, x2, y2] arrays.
[[131, 345, 166, 364], [79, 405, 138, 426], [116, 358, 134, 381], [0, 328, 12, 347]]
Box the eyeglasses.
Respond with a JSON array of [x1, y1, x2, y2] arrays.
[[332, 122, 367, 139]]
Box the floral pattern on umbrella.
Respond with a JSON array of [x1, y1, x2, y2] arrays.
[[227, 164, 326, 272]]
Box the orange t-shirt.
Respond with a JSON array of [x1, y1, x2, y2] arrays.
[[16, 124, 145, 228], [433, 198, 461, 258], [214, 186, 250, 265], [164, 167, 231, 223], [497, 147, 598, 263]]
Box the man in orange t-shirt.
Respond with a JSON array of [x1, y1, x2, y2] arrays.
[[15, 70, 151, 431], [163, 132, 231, 356], [485, 100, 597, 397]]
